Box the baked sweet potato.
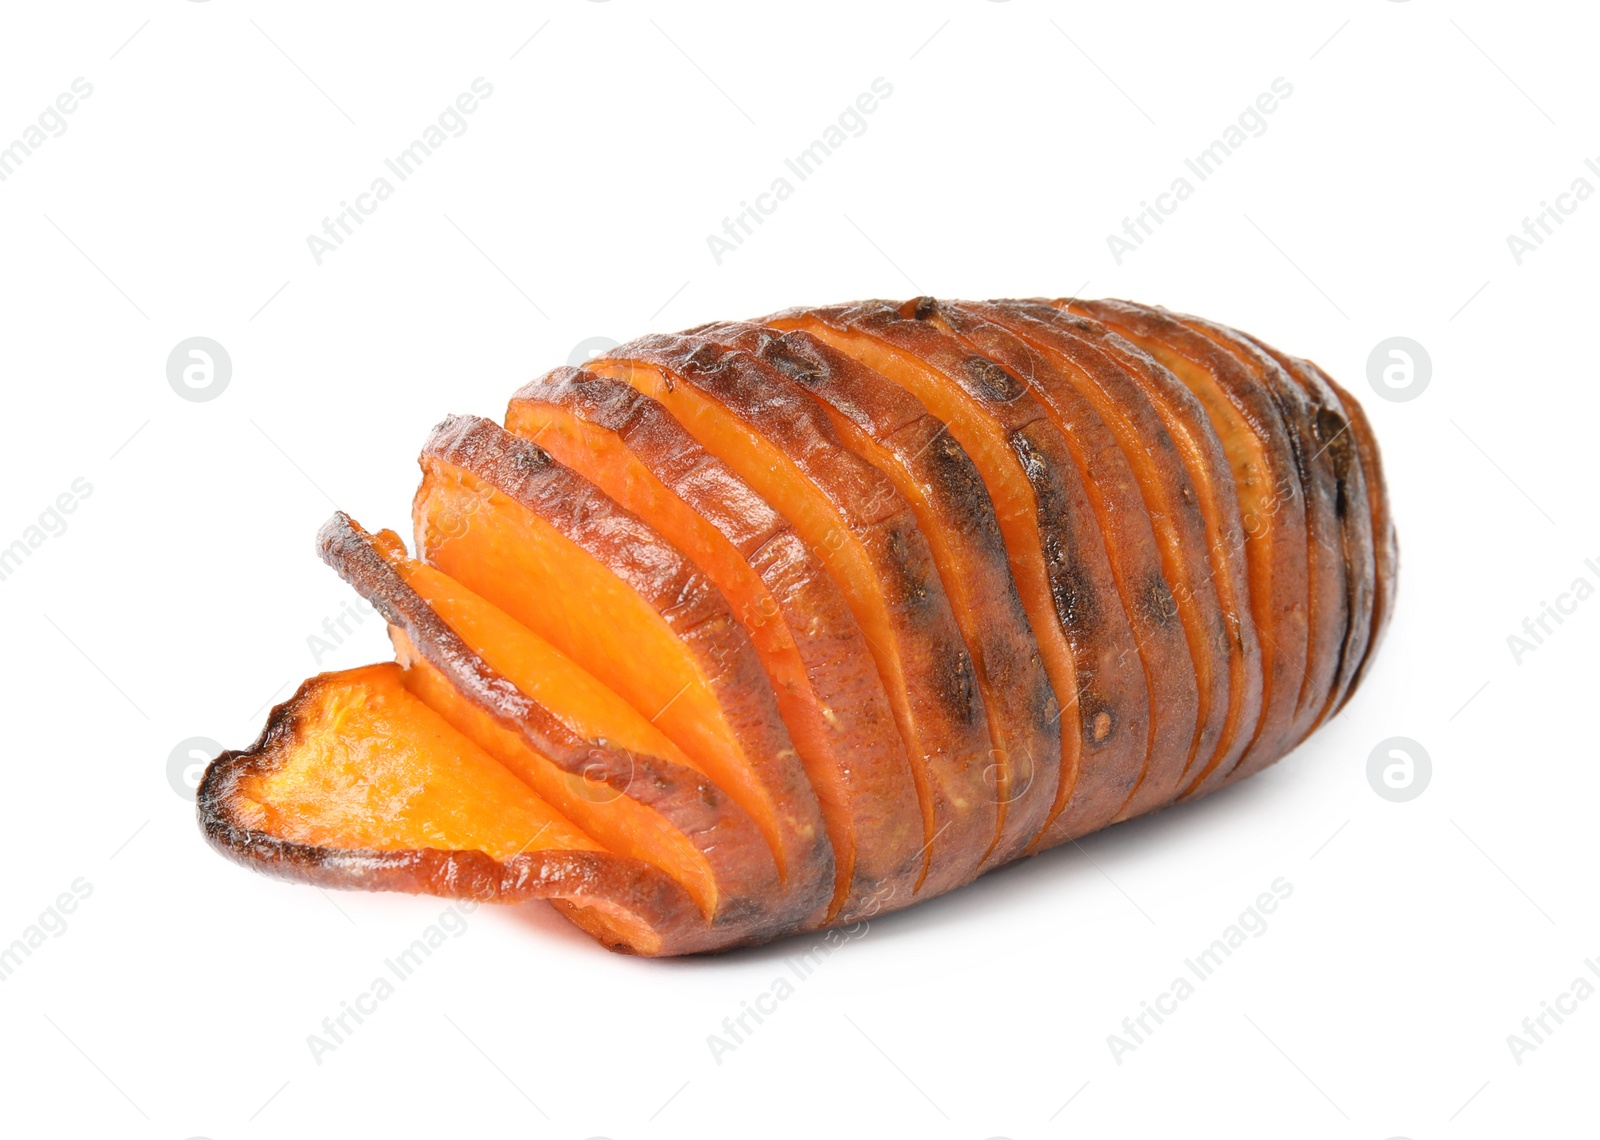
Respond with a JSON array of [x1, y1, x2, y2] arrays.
[[198, 296, 1395, 955]]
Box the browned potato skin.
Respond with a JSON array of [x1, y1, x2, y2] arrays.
[[412, 416, 835, 926], [506, 369, 926, 922], [588, 334, 1001, 900], [1231, 336, 1384, 724], [1317, 368, 1397, 703], [931, 300, 1215, 814], [1067, 299, 1313, 780], [1171, 314, 1352, 745], [766, 301, 1158, 842], [683, 320, 1061, 867], [1008, 307, 1265, 799]]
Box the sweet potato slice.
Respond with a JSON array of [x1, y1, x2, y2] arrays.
[[1067, 299, 1311, 777], [411, 416, 833, 923], [1230, 335, 1385, 722], [1164, 313, 1351, 745], [579, 336, 998, 896], [916, 300, 1217, 812], [1317, 369, 1396, 699], [685, 320, 1061, 865], [953, 301, 1254, 801], [196, 662, 710, 956], [316, 512, 794, 937], [504, 372, 924, 921], [766, 301, 1160, 839], [986, 304, 1266, 798]]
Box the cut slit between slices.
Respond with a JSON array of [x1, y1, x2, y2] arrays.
[[505, 377, 926, 921], [411, 416, 832, 920], [687, 320, 1061, 867], [385, 560, 721, 916], [582, 345, 997, 896], [765, 305, 1155, 841]]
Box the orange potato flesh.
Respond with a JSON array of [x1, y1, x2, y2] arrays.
[[506, 394, 893, 918], [413, 457, 797, 886], [226, 662, 596, 861], [583, 355, 993, 892], [387, 557, 719, 916]]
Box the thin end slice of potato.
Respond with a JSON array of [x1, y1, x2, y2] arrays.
[[197, 661, 706, 956]]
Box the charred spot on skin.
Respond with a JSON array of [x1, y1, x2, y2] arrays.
[[1316, 406, 1355, 481], [921, 430, 994, 535], [1144, 575, 1179, 626], [685, 343, 723, 373], [905, 296, 939, 321], [880, 524, 931, 612], [760, 339, 829, 387], [932, 633, 980, 726], [509, 441, 553, 473], [1049, 554, 1097, 633], [962, 356, 1027, 402]]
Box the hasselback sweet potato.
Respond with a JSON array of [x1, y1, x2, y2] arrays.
[[198, 295, 1395, 955]]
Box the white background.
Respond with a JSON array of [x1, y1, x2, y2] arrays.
[[1, 2, 1595, 1137]]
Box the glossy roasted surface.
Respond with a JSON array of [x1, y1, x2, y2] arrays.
[[199, 296, 1395, 955]]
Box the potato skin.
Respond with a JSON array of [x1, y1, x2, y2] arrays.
[[683, 321, 1061, 869], [1068, 299, 1314, 779], [766, 301, 1157, 843]]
